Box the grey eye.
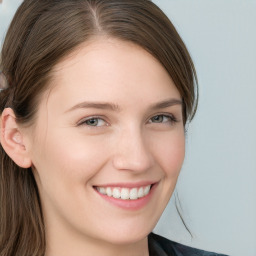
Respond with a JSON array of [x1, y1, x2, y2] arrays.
[[149, 114, 176, 125], [151, 115, 164, 123], [85, 118, 99, 126], [80, 117, 107, 127]]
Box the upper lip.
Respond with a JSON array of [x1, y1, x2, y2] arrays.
[[93, 181, 158, 188]]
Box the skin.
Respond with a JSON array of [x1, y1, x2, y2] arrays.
[[1, 38, 185, 256]]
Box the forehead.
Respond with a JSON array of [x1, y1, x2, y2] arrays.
[[44, 37, 180, 111]]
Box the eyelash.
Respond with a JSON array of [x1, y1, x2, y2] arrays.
[[148, 114, 177, 125], [77, 114, 178, 128], [77, 116, 108, 127]]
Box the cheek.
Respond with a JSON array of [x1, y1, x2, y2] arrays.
[[153, 131, 185, 178], [31, 128, 110, 189], [30, 130, 112, 219]]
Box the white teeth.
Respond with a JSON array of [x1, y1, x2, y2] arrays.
[[144, 185, 150, 196], [96, 185, 152, 200], [113, 188, 121, 199], [106, 187, 112, 197], [130, 188, 138, 200], [121, 188, 130, 200], [98, 187, 106, 195], [138, 187, 144, 198]]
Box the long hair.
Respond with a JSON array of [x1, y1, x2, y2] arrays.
[[0, 0, 198, 255]]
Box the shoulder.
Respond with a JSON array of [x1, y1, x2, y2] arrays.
[[148, 233, 228, 256]]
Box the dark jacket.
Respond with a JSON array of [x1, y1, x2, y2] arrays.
[[148, 233, 228, 256]]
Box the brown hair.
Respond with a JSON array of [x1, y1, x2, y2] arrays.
[[0, 0, 198, 255]]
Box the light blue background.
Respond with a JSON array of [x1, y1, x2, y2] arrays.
[[1, 1, 255, 256]]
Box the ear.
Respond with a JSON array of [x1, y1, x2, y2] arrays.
[[0, 108, 32, 168]]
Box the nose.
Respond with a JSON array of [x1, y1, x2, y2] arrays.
[[112, 127, 154, 173]]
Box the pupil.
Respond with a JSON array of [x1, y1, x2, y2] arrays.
[[154, 115, 163, 122], [87, 119, 98, 126]]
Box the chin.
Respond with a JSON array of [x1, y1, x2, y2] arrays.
[[101, 230, 150, 246], [95, 217, 158, 246]]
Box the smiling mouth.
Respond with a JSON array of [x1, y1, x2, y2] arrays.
[[94, 185, 152, 200]]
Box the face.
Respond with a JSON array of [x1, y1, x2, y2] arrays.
[[25, 38, 185, 251]]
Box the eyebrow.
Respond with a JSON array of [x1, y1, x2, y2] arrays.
[[65, 101, 121, 113], [65, 98, 182, 113], [149, 98, 183, 110]]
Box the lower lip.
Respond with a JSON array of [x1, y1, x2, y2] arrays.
[[94, 184, 157, 211]]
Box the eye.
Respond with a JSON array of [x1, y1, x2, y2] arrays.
[[78, 117, 107, 127], [149, 114, 177, 124]]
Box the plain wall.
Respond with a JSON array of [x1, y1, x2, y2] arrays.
[[1, 1, 256, 256]]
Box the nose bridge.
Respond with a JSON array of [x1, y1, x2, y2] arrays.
[[112, 125, 153, 172]]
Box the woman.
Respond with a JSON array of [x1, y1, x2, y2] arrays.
[[0, 0, 227, 255]]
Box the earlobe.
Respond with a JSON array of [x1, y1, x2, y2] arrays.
[[0, 108, 32, 168]]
